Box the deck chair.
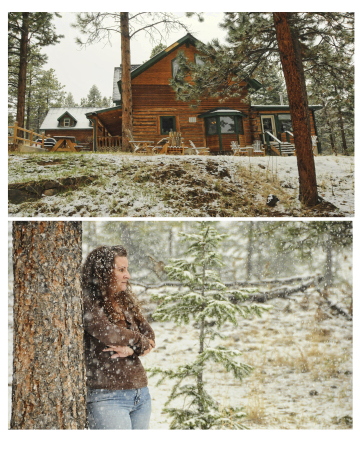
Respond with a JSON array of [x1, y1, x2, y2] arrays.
[[231, 141, 253, 156], [252, 140, 265, 156], [186, 140, 210, 155]]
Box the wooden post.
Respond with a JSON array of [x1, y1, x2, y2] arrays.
[[13, 122, 18, 145], [41, 133, 45, 149], [93, 117, 97, 152], [29, 129, 33, 145]]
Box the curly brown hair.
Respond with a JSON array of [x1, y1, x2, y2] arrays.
[[81, 245, 142, 322]]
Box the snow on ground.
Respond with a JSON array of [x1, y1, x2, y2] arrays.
[[240, 154, 354, 215], [8, 154, 354, 217], [141, 286, 353, 429]]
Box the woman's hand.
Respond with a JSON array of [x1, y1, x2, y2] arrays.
[[103, 345, 134, 359], [140, 339, 156, 357]]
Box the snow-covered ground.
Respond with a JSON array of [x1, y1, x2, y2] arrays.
[[8, 279, 352, 429], [8, 154, 354, 217], [141, 285, 353, 429]]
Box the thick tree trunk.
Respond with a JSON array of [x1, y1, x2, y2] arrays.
[[16, 12, 29, 137], [120, 12, 133, 152], [11, 221, 87, 430], [273, 12, 318, 207]]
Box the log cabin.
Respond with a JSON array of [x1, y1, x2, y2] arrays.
[[86, 33, 322, 155]]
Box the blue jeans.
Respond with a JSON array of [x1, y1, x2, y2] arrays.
[[87, 387, 151, 430]]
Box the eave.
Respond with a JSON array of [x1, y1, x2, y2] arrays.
[[251, 105, 323, 111]]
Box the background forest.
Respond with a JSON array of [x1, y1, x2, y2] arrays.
[[8, 221, 352, 429]]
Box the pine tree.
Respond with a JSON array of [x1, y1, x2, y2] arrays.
[[149, 223, 271, 429]]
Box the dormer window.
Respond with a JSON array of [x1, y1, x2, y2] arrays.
[[63, 118, 71, 127], [195, 54, 205, 67], [171, 58, 180, 78]]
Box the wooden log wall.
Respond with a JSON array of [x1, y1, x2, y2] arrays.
[[249, 109, 317, 145]]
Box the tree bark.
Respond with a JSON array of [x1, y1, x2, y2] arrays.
[[120, 12, 133, 152], [273, 12, 319, 207], [11, 221, 87, 430], [16, 12, 30, 137]]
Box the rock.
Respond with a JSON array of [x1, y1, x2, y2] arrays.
[[266, 194, 280, 207], [258, 164, 266, 169], [43, 189, 58, 196], [331, 385, 338, 389], [309, 390, 319, 396]]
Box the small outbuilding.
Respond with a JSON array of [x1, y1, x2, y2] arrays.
[[40, 107, 104, 150]]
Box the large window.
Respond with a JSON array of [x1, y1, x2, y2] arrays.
[[278, 114, 292, 133], [171, 58, 180, 78], [205, 117, 217, 135], [160, 116, 176, 135]]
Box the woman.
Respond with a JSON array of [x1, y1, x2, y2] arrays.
[[82, 245, 155, 430]]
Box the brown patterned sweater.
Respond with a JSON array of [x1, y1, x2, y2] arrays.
[[83, 292, 155, 390]]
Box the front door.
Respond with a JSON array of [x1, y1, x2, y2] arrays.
[[261, 115, 276, 141]]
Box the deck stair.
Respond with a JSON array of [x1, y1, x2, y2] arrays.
[[270, 141, 296, 156], [264, 131, 296, 156]]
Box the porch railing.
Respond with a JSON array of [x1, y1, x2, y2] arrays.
[[261, 131, 283, 155], [8, 122, 45, 148], [97, 136, 121, 148]]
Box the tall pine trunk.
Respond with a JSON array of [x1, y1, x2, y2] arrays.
[[16, 12, 29, 137], [11, 221, 87, 429], [121, 12, 133, 152], [337, 108, 347, 154], [273, 12, 318, 207]]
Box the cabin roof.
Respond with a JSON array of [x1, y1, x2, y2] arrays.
[[113, 33, 262, 103], [40, 107, 104, 130], [252, 104, 323, 111], [113, 65, 141, 103]]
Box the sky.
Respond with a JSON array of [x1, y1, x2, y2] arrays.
[[43, 12, 227, 104]]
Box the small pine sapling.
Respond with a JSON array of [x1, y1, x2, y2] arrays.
[[149, 223, 271, 429]]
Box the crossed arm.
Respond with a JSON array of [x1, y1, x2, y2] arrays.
[[84, 295, 155, 358]]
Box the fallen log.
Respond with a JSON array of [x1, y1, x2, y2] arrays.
[[242, 275, 324, 303], [131, 274, 322, 290]]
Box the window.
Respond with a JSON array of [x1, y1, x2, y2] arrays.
[[195, 54, 205, 67], [171, 58, 180, 78], [278, 114, 292, 133], [160, 116, 176, 135], [219, 116, 236, 134], [205, 117, 217, 135], [63, 118, 71, 127]]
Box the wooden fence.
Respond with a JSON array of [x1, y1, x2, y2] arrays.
[[8, 122, 45, 148]]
